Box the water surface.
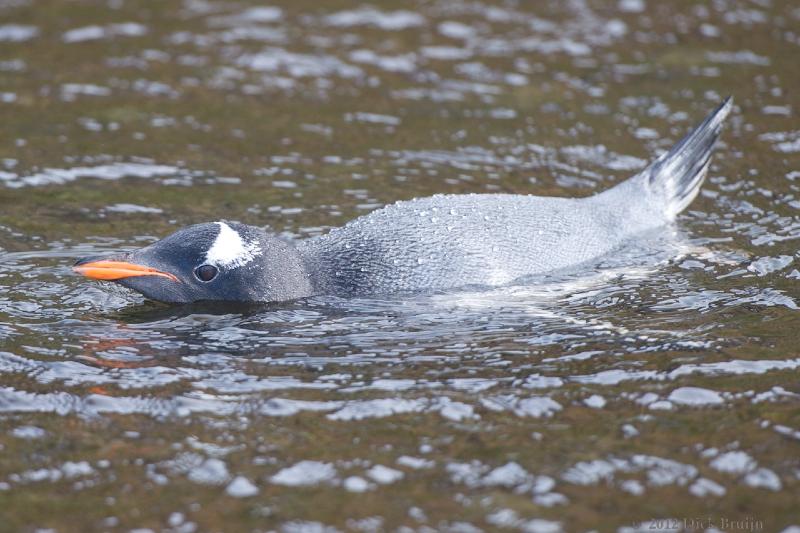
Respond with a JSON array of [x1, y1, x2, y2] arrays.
[[1, 0, 799, 531]]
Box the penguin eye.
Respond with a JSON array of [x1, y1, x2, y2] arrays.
[[194, 264, 218, 282]]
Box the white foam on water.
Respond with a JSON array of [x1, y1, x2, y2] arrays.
[[1, 162, 181, 188], [421, 46, 472, 60], [238, 48, 363, 79], [447, 378, 499, 392], [280, 521, 340, 533], [11, 426, 46, 439], [105, 203, 163, 214], [562, 459, 618, 485], [63, 22, 147, 43], [709, 451, 756, 475], [446, 461, 489, 488], [618, 0, 645, 13], [8, 461, 95, 485], [481, 462, 531, 487], [326, 398, 427, 421], [343, 476, 371, 492], [583, 395, 606, 408], [521, 374, 564, 389], [743, 468, 782, 491], [61, 83, 111, 99], [706, 50, 770, 66], [747, 255, 794, 275], [323, 8, 425, 30], [187, 458, 230, 485], [239, 7, 283, 23], [349, 50, 417, 73], [480, 395, 563, 418], [435, 398, 475, 421], [689, 477, 726, 497], [270, 461, 337, 487], [344, 112, 401, 126], [438, 21, 476, 40], [226, 476, 259, 497], [0, 24, 39, 42], [396, 456, 434, 470], [366, 465, 403, 485], [668, 387, 725, 406]]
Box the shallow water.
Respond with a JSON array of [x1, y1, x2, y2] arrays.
[[1, 0, 800, 532]]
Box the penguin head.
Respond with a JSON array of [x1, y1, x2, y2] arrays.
[[74, 221, 313, 304]]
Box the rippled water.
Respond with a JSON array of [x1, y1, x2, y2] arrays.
[[1, 1, 800, 532]]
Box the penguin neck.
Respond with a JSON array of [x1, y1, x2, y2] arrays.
[[242, 230, 318, 301], [295, 238, 337, 296]]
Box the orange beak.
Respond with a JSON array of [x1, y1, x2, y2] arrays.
[[73, 260, 179, 282]]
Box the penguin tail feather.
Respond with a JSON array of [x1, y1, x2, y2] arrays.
[[638, 97, 732, 219]]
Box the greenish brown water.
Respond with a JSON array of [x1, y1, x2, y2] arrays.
[[1, 1, 800, 532]]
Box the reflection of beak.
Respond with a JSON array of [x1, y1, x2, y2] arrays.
[[73, 257, 179, 282]]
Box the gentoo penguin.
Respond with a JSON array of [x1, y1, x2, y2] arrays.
[[74, 98, 732, 304]]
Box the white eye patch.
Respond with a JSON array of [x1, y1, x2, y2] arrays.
[[204, 222, 262, 269]]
